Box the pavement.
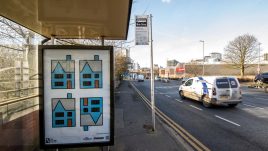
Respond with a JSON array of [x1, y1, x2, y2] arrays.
[[110, 81, 188, 151]]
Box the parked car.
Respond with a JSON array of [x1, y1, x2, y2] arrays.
[[155, 76, 161, 81], [179, 76, 242, 108], [161, 78, 169, 83], [254, 72, 268, 84]]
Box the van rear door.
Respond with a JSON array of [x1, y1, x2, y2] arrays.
[[228, 78, 241, 100], [215, 78, 240, 101], [215, 78, 231, 100]]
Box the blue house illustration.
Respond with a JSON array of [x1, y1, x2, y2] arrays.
[[79, 55, 102, 89], [51, 55, 75, 89], [52, 93, 76, 128], [80, 97, 103, 131]]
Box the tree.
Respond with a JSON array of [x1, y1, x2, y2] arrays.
[[0, 17, 34, 81], [224, 34, 259, 76], [114, 50, 128, 80]]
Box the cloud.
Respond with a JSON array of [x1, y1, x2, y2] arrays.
[[161, 0, 171, 4]]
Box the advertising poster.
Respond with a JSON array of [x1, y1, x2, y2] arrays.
[[39, 45, 114, 148]]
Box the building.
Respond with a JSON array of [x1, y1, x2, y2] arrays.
[[167, 59, 179, 67], [140, 67, 151, 78], [190, 52, 222, 64], [204, 56, 211, 62], [51, 55, 75, 89], [159, 68, 165, 77], [52, 93, 76, 128], [80, 97, 103, 131], [210, 52, 222, 61], [206, 52, 222, 64], [133, 62, 140, 70], [190, 59, 203, 64], [264, 53, 268, 61], [80, 55, 102, 89]]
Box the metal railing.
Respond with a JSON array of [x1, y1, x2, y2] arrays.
[[0, 80, 39, 101], [0, 80, 41, 124]]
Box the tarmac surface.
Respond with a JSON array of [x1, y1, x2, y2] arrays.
[[110, 81, 187, 151]]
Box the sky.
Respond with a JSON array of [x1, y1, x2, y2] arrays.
[[127, 0, 268, 67]]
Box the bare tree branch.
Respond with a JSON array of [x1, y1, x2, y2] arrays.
[[224, 34, 259, 76]]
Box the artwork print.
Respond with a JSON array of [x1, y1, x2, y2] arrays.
[[80, 97, 103, 131], [52, 93, 76, 128], [51, 55, 75, 89], [41, 46, 113, 147], [80, 55, 103, 89]]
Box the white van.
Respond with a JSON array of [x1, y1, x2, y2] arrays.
[[179, 76, 242, 107], [137, 75, 144, 82]]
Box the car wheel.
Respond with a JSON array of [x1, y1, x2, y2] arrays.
[[202, 96, 212, 108], [228, 104, 238, 108], [179, 91, 185, 99], [256, 80, 263, 88], [265, 86, 268, 93]]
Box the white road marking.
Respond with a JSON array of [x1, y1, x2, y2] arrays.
[[156, 86, 180, 89], [243, 103, 264, 110], [215, 115, 240, 127], [175, 99, 183, 103], [165, 95, 171, 98], [189, 105, 203, 111], [255, 97, 268, 100], [115, 91, 129, 94]]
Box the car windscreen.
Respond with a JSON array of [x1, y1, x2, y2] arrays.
[[216, 78, 238, 88]]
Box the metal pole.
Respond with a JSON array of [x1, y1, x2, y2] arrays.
[[200, 40, 205, 76], [101, 36, 105, 46], [183, 63, 186, 77], [51, 35, 57, 151], [202, 41, 204, 76], [150, 14, 155, 131], [258, 43, 261, 74], [51, 35, 55, 45], [100, 36, 108, 151]]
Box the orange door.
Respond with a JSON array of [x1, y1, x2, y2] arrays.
[[84, 98, 88, 106], [67, 119, 72, 127], [67, 80, 72, 89], [95, 80, 99, 88]]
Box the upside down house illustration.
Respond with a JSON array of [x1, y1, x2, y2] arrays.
[[80, 97, 103, 131], [80, 55, 102, 89], [52, 93, 76, 128], [51, 55, 75, 89]]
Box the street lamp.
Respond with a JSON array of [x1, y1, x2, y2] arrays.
[[200, 40, 205, 76], [258, 43, 261, 74]]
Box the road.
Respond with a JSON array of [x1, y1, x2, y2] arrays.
[[131, 79, 268, 151]]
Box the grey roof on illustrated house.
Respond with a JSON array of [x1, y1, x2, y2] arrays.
[[81, 114, 103, 126], [51, 60, 75, 73], [80, 60, 102, 72], [52, 99, 75, 111]]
